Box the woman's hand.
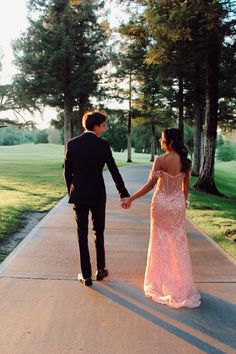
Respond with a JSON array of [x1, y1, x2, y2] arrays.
[[121, 197, 132, 209]]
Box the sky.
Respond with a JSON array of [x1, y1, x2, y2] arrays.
[[0, 0, 126, 84], [0, 0, 126, 128], [0, 0, 28, 84]]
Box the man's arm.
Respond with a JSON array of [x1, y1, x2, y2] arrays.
[[105, 142, 129, 198], [64, 142, 73, 194]]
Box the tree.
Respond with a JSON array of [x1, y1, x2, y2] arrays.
[[193, 0, 234, 194], [218, 38, 236, 132], [13, 0, 109, 145], [109, 37, 141, 162], [120, 0, 236, 194], [217, 142, 236, 161], [34, 129, 49, 144], [103, 111, 127, 152], [118, 16, 169, 161]]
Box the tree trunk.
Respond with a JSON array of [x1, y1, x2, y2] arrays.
[[194, 30, 221, 195], [178, 76, 184, 137], [192, 61, 202, 177], [63, 53, 72, 147], [64, 95, 72, 147], [150, 122, 155, 162], [127, 72, 132, 162], [78, 98, 89, 134]]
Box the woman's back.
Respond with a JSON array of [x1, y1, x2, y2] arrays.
[[152, 152, 185, 195], [160, 151, 182, 176]]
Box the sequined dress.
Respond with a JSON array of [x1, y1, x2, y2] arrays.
[[144, 170, 201, 308]]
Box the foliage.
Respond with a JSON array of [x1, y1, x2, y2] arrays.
[[184, 126, 194, 158], [132, 125, 152, 153], [217, 133, 224, 148], [217, 142, 236, 162], [0, 125, 62, 146], [12, 0, 109, 142], [47, 127, 61, 144], [118, 0, 236, 193], [218, 40, 236, 132], [0, 126, 34, 145], [0, 84, 38, 127], [50, 110, 85, 136], [34, 129, 49, 144], [103, 113, 127, 152]]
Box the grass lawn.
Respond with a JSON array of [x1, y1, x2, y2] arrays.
[[0, 144, 65, 241], [0, 144, 235, 259], [187, 161, 236, 259]]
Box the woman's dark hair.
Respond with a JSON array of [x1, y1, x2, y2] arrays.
[[162, 128, 191, 172], [82, 111, 106, 131]]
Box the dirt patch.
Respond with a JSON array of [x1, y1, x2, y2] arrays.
[[0, 211, 47, 262]]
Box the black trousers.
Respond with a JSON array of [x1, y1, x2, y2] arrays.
[[73, 203, 106, 278]]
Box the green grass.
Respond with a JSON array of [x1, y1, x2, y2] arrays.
[[0, 144, 65, 241], [187, 160, 236, 259], [0, 144, 235, 260], [111, 150, 153, 165]]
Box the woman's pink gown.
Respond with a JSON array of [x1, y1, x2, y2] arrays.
[[144, 170, 201, 308]]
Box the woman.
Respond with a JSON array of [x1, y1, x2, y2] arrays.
[[123, 128, 201, 308]]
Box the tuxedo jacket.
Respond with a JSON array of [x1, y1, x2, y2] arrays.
[[64, 132, 129, 205]]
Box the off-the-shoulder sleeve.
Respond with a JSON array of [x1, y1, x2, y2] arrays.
[[148, 169, 162, 182]]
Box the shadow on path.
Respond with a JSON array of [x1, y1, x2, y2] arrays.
[[92, 280, 236, 353]]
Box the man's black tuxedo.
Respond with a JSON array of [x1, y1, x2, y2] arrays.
[[64, 131, 129, 279], [64, 132, 129, 204]]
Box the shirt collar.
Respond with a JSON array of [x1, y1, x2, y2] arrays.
[[84, 130, 96, 135]]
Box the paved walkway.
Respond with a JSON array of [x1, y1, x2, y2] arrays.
[[0, 165, 236, 354]]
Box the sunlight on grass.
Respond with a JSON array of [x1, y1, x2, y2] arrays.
[[187, 162, 236, 259], [0, 144, 65, 240]]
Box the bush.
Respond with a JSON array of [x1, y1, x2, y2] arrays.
[[132, 126, 151, 153], [217, 142, 236, 162], [34, 129, 48, 144], [103, 115, 127, 152], [0, 126, 34, 145], [47, 127, 61, 144]]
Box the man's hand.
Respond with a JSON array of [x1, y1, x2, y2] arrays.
[[120, 197, 131, 209]]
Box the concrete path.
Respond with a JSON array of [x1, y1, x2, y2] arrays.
[[0, 165, 235, 354]]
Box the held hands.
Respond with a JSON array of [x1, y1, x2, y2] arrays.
[[120, 197, 132, 209]]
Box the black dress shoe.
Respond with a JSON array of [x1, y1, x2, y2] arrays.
[[78, 273, 92, 286], [96, 268, 108, 281]]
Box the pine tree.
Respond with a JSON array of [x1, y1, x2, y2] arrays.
[[12, 0, 108, 144], [119, 0, 236, 194]]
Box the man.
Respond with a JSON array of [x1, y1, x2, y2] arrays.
[[64, 111, 129, 286]]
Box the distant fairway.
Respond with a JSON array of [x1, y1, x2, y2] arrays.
[[0, 143, 235, 259]]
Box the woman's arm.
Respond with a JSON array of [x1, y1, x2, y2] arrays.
[[122, 156, 162, 208], [129, 177, 157, 203]]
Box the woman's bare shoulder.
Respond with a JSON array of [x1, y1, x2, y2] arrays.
[[153, 154, 166, 169]]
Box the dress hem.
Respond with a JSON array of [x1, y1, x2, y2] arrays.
[[145, 291, 201, 309]]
